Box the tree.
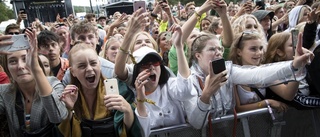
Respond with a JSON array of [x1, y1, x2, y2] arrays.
[[0, 1, 14, 23]]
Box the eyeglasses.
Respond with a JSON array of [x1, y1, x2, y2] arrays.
[[8, 32, 20, 35], [55, 23, 66, 28], [236, 30, 260, 48], [140, 61, 161, 69]]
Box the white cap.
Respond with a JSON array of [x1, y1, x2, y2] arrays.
[[132, 46, 162, 64]]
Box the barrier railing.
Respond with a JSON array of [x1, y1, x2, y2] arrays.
[[150, 108, 320, 137]]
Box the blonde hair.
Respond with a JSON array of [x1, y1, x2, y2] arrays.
[[99, 36, 123, 59], [231, 14, 266, 42], [128, 31, 158, 52]]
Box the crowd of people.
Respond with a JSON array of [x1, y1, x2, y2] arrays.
[[0, 0, 319, 136]]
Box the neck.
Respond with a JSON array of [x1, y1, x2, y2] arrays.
[[82, 87, 98, 96], [17, 81, 36, 100], [50, 58, 61, 68]]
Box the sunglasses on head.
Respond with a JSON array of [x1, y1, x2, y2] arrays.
[[140, 61, 161, 70], [8, 32, 19, 35], [236, 30, 260, 48]]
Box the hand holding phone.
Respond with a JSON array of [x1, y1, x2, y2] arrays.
[[0, 34, 30, 52], [104, 79, 120, 95]]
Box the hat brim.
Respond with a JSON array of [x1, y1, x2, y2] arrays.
[[137, 53, 162, 64]]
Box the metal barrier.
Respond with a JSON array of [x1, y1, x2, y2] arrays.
[[150, 108, 320, 137]]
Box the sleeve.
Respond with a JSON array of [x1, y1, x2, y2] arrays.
[[303, 21, 317, 49], [41, 77, 68, 123], [159, 20, 168, 33], [62, 69, 71, 87], [115, 80, 143, 137], [168, 45, 178, 75], [183, 96, 211, 129], [167, 73, 197, 101], [230, 61, 306, 88], [134, 109, 151, 137]]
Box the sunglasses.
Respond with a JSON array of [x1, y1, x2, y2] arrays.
[[140, 61, 161, 70], [236, 30, 260, 48], [8, 32, 20, 35]]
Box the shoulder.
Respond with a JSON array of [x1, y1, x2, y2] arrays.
[[0, 84, 12, 93], [46, 76, 63, 86]]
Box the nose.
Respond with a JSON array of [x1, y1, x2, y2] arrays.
[[17, 59, 26, 70], [84, 37, 91, 44]]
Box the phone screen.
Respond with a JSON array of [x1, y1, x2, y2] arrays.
[[211, 58, 226, 74], [291, 29, 299, 55], [134, 1, 146, 12]]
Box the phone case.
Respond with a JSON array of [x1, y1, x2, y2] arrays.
[[211, 58, 226, 74], [291, 29, 299, 54], [133, 1, 146, 12], [104, 79, 120, 95], [0, 35, 30, 52]]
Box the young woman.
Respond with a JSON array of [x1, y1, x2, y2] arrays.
[[263, 32, 320, 109], [229, 31, 300, 113], [99, 36, 123, 63], [156, 31, 172, 66], [38, 54, 51, 76], [184, 31, 313, 129], [58, 42, 141, 137], [0, 30, 68, 136], [115, 8, 194, 136]]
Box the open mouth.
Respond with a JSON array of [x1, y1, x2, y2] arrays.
[[154, 31, 159, 35], [86, 75, 96, 83], [149, 74, 156, 82]]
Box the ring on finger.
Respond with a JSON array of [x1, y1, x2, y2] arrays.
[[137, 79, 142, 84]]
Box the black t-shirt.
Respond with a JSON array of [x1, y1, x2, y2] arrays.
[[51, 62, 61, 77]]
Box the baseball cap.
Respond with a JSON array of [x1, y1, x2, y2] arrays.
[[132, 46, 162, 64]]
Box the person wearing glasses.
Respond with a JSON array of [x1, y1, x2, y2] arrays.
[[115, 8, 194, 136], [4, 23, 20, 35], [184, 30, 313, 130]]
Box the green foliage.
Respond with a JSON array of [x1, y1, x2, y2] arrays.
[[0, 2, 14, 23]]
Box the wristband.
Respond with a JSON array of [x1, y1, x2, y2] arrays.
[[136, 98, 156, 105]]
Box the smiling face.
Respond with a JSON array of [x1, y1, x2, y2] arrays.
[[6, 50, 34, 84], [237, 39, 264, 66], [70, 49, 101, 91], [133, 34, 154, 51]]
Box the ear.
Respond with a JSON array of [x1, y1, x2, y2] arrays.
[[70, 67, 76, 77], [195, 52, 201, 60], [276, 49, 284, 56], [236, 48, 242, 57]]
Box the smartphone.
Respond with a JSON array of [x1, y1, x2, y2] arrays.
[[291, 28, 299, 55], [20, 8, 26, 14], [0, 34, 30, 52], [134, 1, 146, 12], [104, 79, 120, 95], [211, 58, 226, 74], [255, 0, 265, 10]]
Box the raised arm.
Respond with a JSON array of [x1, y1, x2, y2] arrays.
[[114, 9, 148, 80], [214, 0, 233, 48], [181, 0, 214, 42]]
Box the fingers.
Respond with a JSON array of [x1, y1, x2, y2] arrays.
[[0, 35, 13, 48], [295, 32, 303, 56]]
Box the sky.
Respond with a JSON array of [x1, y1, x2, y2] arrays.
[[4, 0, 100, 8]]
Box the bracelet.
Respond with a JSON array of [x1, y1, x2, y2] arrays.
[[136, 98, 156, 105], [119, 47, 130, 54], [195, 11, 201, 20], [264, 100, 275, 120], [257, 102, 263, 108]]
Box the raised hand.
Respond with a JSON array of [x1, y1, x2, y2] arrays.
[[170, 24, 183, 49], [59, 85, 78, 110], [0, 35, 13, 55], [213, 0, 227, 15], [127, 8, 150, 34], [111, 13, 127, 28], [25, 29, 39, 71], [292, 33, 314, 69]]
